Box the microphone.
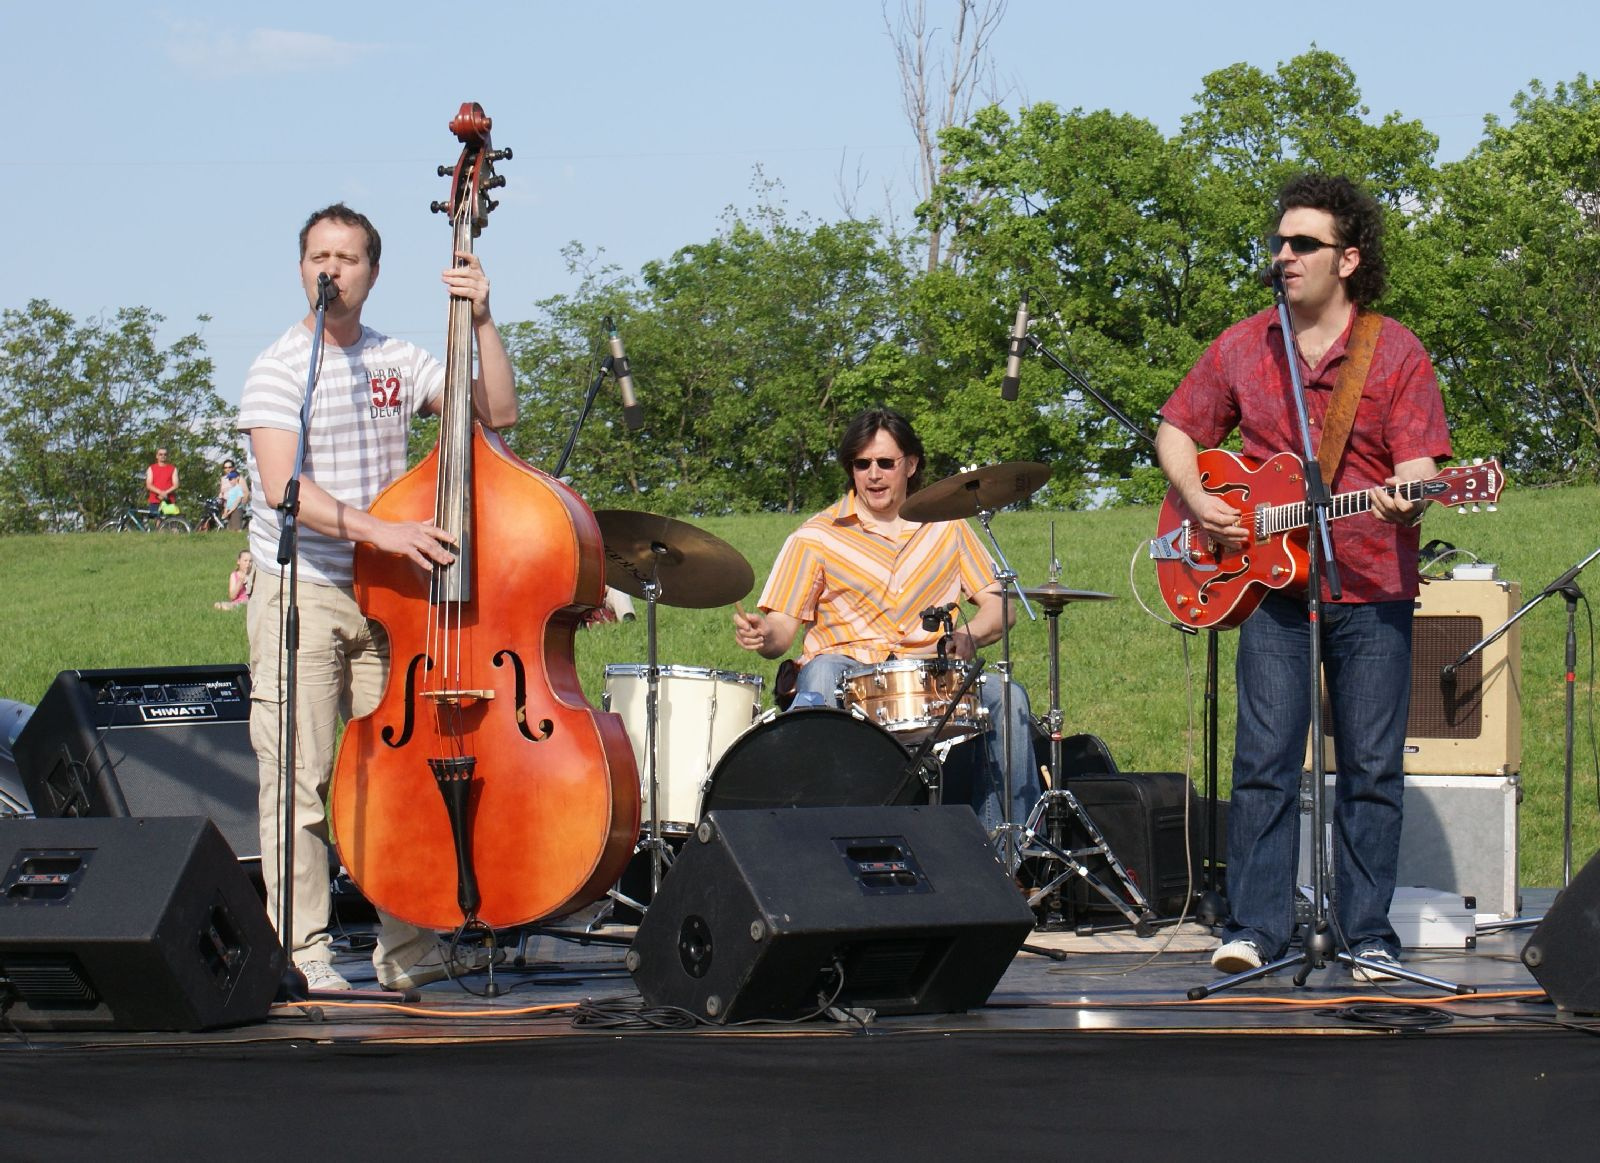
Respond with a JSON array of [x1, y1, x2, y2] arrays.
[[920, 601, 959, 632], [999, 290, 1030, 401], [603, 315, 644, 431], [317, 272, 339, 308]]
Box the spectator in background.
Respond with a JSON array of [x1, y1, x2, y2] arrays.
[[146, 448, 179, 515], [215, 549, 253, 610], [218, 459, 249, 530]]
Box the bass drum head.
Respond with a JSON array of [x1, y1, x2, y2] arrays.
[[699, 706, 925, 815]]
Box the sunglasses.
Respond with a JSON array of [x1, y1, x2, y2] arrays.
[[851, 456, 905, 472], [1268, 233, 1343, 256]]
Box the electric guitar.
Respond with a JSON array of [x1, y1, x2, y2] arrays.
[[1150, 449, 1504, 630]]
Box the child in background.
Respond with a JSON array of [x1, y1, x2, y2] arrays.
[[214, 550, 253, 610]]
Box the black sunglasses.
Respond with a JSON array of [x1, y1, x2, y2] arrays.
[[851, 456, 904, 472], [1268, 233, 1343, 256]]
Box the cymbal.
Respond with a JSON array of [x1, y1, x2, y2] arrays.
[[1019, 583, 1116, 609], [900, 461, 1052, 523], [595, 510, 755, 609]]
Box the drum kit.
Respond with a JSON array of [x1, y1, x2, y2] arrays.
[[592, 461, 1157, 932]]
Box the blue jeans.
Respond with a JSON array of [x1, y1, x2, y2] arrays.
[[794, 654, 1039, 830], [1223, 593, 1412, 960]]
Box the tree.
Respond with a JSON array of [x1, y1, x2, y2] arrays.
[[1416, 76, 1600, 483], [886, 0, 1009, 272], [921, 48, 1439, 503], [0, 300, 232, 532], [503, 199, 916, 514]]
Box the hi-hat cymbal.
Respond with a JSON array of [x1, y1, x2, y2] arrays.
[[1019, 582, 1116, 609], [900, 461, 1052, 523], [595, 510, 755, 609]]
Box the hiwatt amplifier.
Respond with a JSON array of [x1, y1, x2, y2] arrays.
[[13, 666, 260, 862], [1308, 578, 1522, 776]]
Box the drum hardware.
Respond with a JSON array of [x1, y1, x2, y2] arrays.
[[592, 510, 757, 917], [902, 461, 1056, 871], [1014, 529, 1157, 933], [837, 657, 989, 744]]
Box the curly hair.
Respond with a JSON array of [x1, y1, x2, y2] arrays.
[[1276, 173, 1387, 306], [298, 203, 382, 268], [836, 408, 926, 494]]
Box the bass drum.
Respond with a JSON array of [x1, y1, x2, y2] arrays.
[[698, 706, 928, 815]]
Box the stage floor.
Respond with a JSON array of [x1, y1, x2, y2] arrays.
[[5, 889, 1599, 1159]]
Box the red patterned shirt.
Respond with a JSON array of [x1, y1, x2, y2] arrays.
[[758, 492, 998, 664], [1160, 307, 1452, 603]]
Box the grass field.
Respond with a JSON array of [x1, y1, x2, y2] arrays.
[[2, 484, 1595, 886]]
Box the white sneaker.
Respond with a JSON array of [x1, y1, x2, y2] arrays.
[[1351, 948, 1402, 983], [379, 942, 505, 990], [299, 960, 352, 992], [1211, 939, 1264, 974]]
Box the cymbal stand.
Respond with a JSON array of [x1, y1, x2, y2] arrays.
[[1021, 541, 1158, 933], [603, 578, 670, 922], [972, 506, 1034, 871]]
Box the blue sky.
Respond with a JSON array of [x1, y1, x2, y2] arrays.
[[4, 1, 1595, 410]]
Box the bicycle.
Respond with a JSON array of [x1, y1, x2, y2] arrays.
[[195, 496, 252, 533], [98, 503, 191, 534]]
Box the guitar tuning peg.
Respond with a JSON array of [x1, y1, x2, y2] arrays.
[[1455, 505, 1467, 515], [1472, 456, 1484, 466], [1486, 503, 1498, 512], [437, 164, 452, 177], [1470, 503, 1481, 513]]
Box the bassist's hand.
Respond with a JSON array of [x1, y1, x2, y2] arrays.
[[367, 519, 459, 570]]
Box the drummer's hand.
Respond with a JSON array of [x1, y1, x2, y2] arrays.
[[947, 631, 979, 662], [732, 607, 767, 653]]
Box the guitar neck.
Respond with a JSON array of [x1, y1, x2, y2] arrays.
[[1264, 480, 1422, 537]]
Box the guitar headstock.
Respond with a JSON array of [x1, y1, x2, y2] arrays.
[[430, 101, 512, 237], [1431, 457, 1504, 513]]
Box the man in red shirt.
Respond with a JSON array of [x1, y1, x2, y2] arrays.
[[1157, 173, 1452, 982], [145, 448, 178, 515]]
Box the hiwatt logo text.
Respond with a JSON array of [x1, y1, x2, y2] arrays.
[[138, 703, 219, 724]]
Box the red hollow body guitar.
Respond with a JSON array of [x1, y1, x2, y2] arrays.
[[1151, 449, 1504, 630]]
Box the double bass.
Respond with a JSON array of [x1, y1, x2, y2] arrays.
[[329, 103, 640, 933]]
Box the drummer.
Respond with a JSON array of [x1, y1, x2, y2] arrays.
[[732, 406, 1039, 829]]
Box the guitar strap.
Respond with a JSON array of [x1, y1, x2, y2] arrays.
[[1315, 308, 1383, 483]]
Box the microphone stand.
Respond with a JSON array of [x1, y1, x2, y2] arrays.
[[1444, 544, 1600, 892], [272, 275, 404, 1003], [551, 316, 638, 479], [1194, 275, 1464, 998]]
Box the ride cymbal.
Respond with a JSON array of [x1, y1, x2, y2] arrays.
[[900, 461, 1052, 523], [595, 510, 755, 609]]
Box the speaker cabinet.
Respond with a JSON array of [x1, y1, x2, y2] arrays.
[[0, 816, 283, 1030], [1309, 579, 1522, 775], [627, 806, 1036, 1024], [1522, 850, 1600, 1014], [14, 666, 260, 861]]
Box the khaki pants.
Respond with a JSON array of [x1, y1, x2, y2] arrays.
[[248, 578, 436, 981]]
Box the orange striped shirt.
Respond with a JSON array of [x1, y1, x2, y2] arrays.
[[758, 492, 997, 665]]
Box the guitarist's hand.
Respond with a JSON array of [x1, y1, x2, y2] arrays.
[[1188, 492, 1248, 550], [1371, 457, 1439, 527]]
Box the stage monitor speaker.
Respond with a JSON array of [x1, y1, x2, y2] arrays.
[[627, 806, 1036, 1024], [13, 666, 260, 861], [0, 816, 284, 1030], [1521, 850, 1600, 1014], [1308, 579, 1522, 776]]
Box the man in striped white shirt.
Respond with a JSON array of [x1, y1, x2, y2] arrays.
[[733, 408, 1039, 831], [239, 204, 518, 993]]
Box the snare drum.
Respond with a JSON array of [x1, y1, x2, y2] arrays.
[[838, 659, 989, 743], [603, 664, 763, 832], [699, 706, 924, 814]]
